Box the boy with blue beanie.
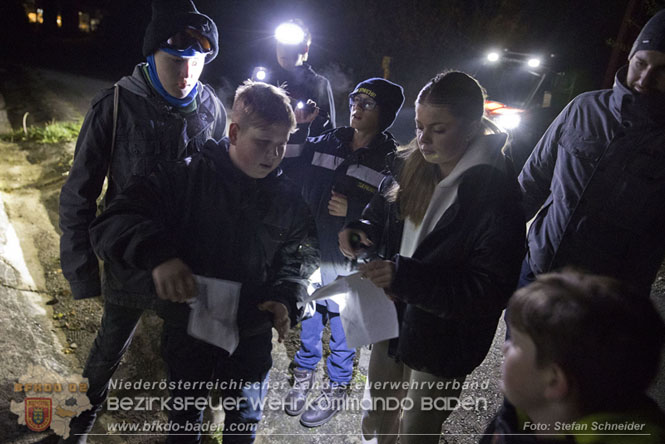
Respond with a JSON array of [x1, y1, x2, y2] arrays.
[[58, 1, 226, 442]]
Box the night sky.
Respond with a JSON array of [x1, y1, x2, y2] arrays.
[[1, 0, 663, 115]]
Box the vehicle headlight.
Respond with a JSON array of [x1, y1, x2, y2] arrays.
[[495, 112, 521, 130]]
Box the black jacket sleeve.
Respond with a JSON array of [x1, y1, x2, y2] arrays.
[[88, 163, 181, 274], [390, 201, 525, 320], [344, 175, 394, 256], [264, 200, 320, 326], [319, 76, 336, 131], [58, 91, 113, 299], [307, 76, 336, 136]]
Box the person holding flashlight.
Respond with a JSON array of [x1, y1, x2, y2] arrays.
[[338, 72, 524, 443], [272, 19, 336, 138], [283, 78, 404, 428]]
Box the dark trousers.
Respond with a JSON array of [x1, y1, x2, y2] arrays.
[[67, 301, 143, 438], [162, 323, 272, 444], [517, 256, 537, 289]]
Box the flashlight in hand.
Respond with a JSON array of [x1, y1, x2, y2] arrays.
[[348, 232, 370, 270]]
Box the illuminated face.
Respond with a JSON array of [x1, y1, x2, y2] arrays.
[[228, 122, 290, 178], [627, 50, 665, 95], [349, 93, 380, 134], [501, 326, 550, 414], [153, 49, 206, 98], [415, 103, 475, 176], [276, 43, 306, 71]]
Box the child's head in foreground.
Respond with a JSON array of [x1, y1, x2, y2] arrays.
[[228, 80, 296, 178], [503, 270, 665, 419]]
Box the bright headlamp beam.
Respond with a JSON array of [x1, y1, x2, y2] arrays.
[[252, 66, 269, 82], [527, 58, 541, 68], [487, 52, 500, 62], [275, 23, 305, 45]]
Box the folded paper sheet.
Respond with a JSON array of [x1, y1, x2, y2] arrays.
[[187, 275, 241, 355], [304, 272, 399, 348]]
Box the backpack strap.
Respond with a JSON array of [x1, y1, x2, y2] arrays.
[[203, 83, 226, 139], [108, 84, 119, 179]]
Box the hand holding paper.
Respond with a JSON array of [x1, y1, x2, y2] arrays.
[[187, 275, 241, 355], [358, 260, 396, 290], [152, 258, 197, 302], [302, 272, 399, 348]]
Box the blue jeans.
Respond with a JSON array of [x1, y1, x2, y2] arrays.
[[294, 304, 354, 384], [162, 323, 272, 444], [66, 301, 143, 439]]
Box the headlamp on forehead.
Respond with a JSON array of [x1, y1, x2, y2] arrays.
[[275, 22, 306, 45], [163, 27, 212, 57], [252, 66, 270, 82]]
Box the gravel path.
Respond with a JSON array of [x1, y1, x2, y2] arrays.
[[0, 63, 663, 444]]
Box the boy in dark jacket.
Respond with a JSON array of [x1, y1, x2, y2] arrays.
[[58, 1, 226, 441], [88, 81, 319, 443], [482, 270, 665, 444], [282, 78, 404, 427]]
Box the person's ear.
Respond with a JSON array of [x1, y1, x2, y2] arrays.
[[467, 120, 482, 141], [228, 122, 240, 145], [300, 44, 310, 61], [543, 363, 570, 401]]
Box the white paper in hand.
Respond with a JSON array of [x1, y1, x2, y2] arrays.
[[306, 273, 399, 348], [187, 275, 241, 355]]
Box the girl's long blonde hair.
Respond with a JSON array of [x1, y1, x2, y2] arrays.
[[387, 71, 501, 225]]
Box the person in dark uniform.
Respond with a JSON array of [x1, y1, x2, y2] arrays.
[[272, 18, 336, 137], [283, 78, 404, 428]]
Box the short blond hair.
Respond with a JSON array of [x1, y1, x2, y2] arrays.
[[231, 80, 296, 132]]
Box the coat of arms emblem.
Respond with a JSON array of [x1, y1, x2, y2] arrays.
[[25, 398, 51, 432]]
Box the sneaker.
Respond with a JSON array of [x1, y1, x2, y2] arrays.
[[284, 368, 315, 416], [299, 383, 347, 427]]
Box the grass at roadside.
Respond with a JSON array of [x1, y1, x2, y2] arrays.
[[1, 119, 82, 144]]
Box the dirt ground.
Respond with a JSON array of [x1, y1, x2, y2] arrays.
[[1, 63, 664, 443]]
